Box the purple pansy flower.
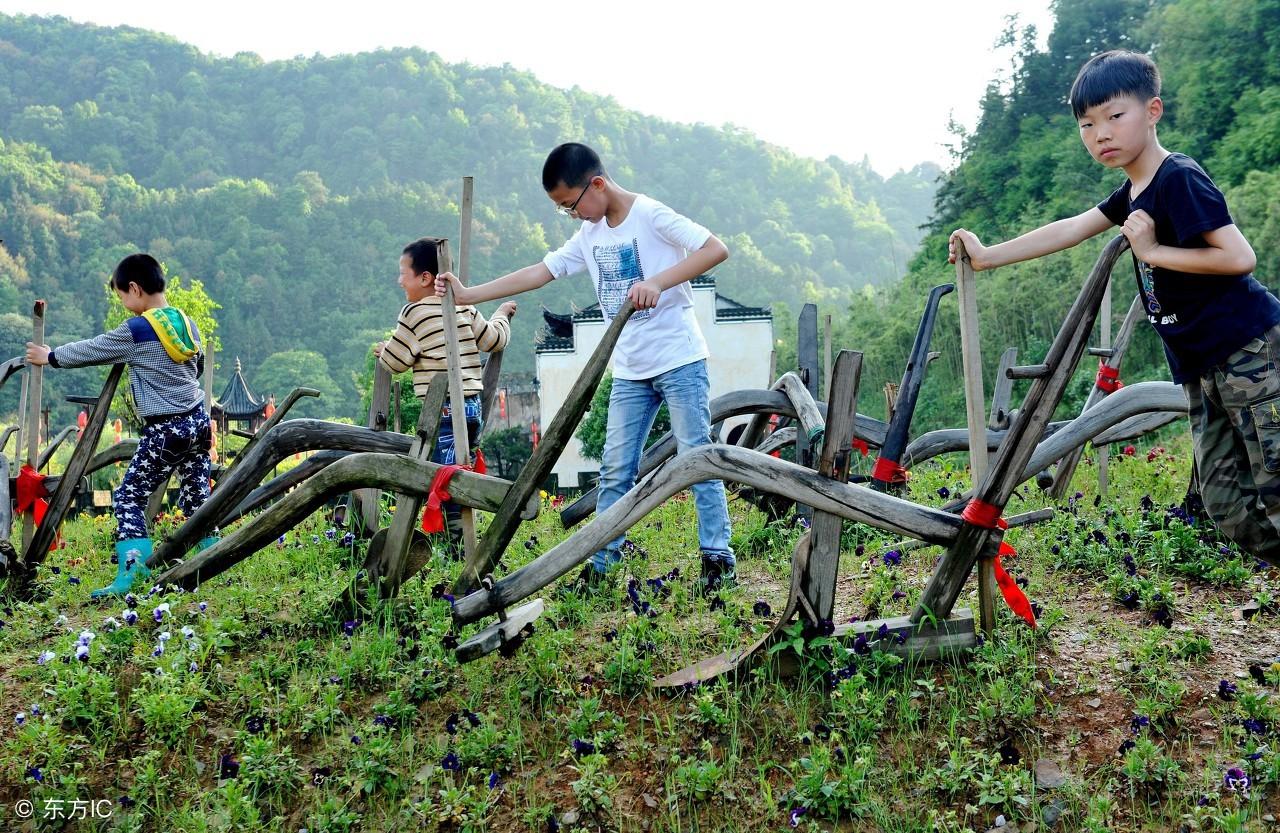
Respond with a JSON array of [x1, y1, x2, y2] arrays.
[[1224, 766, 1251, 796]]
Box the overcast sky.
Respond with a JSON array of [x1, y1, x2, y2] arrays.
[[0, 0, 1056, 175]]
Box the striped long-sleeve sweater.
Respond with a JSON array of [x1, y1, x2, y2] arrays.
[[378, 298, 510, 397], [49, 314, 204, 418]]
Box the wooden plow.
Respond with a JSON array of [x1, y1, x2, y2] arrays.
[[449, 236, 1191, 687]]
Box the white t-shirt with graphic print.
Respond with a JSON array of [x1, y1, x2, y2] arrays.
[[542, 194, 712, 381]]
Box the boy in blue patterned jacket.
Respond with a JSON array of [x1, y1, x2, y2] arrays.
[[26, 254, 216, 597]]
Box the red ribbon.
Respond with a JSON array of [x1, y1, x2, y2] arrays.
[[472, 448, 487, 476], [871, 456, 909, 484], [961, 498, 1036, 628], [15, 464, 49, 514], [852, 438, 870, 457], [1095, 361, 1124, 394], [993, 541, 1036, 628], [15, 464, 62, 551], [421, 465, 463, 534]]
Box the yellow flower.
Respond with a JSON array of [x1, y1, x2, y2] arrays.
[[539, 490, 548, 499]]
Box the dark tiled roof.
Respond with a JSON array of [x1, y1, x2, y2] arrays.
[[216, 357, 263, 418], [535, 275, 771, 353]]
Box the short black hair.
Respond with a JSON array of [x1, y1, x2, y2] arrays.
[[402, 237, 441, 276], [111, 253, 165, 294], [542, 143, 605, 192], [1070, 50, 1161, 119]]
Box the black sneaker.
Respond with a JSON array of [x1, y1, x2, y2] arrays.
[[699, 559, 737, 597]]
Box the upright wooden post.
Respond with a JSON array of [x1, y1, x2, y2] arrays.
[[798, 350, 862, 624], [392, 381, 402, 434], [954, 243, 996, 636], [364, 374, 448, 599], [1097, 282, 1111, 498], [21, 301, 45, 551], [823, 313, 833, 399], [439, 236, 478, 560], [459, 175, 474, 287], [15, 372, 27, 466], [204, 344, 214, 411], [357, 365, 392, 534], [795, 304, 819, 522]]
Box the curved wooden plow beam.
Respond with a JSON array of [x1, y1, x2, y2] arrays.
[[0, 356, 24, 397], [1016, 381, 1186, 481], [913, 236, 1130, 623], [904, 422, 1067, 468], [151, 419, 413, 566], [903, 382, 1185, 469], [152, 452, 515, 591], [1092, 409, 1183, 446], [36, 426, 76, 471], [753, 426, 796, 456], [224, 386, 321, 473], [219, 449, 350, 526], [452, 444, 964, 628], [776, 372, 826, 449], [931, 383, 1188, 515], [0, 426, 16, 457], [558, 390, 889, 529]]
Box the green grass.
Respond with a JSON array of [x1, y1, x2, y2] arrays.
[[3, 431, 1279, 832]]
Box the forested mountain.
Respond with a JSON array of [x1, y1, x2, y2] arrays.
[[812, 0, 1280, 430], [0, 13, 936, 420], [6, 0, 1277, 434]]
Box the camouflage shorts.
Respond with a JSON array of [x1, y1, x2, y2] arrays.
[[1186, 321, 1280, 563]]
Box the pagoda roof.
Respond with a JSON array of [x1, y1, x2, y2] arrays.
[[216, 357, 264, 418]]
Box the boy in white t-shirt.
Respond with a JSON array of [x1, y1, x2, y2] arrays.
[[435, 143, 735, 596]]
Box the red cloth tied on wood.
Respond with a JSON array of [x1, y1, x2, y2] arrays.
[[16, 464, 50, 520], [1095, 361, 1124, 394], [871, 456, 908, 484], [420, 448, 487, 533], [421, 464, 463, 534], [852, 438, 870, 457], [15, 464, 63, 551], [961, 498, 1036, 628]]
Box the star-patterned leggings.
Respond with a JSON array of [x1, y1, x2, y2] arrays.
[[114, 407, 212, 541]]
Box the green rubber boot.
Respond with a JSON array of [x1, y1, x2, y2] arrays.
[[91, 539, 152, 599]]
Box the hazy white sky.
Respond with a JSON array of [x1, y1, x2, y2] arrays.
[[0, 0, 1055, 175]]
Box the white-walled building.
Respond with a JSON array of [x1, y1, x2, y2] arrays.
[[535, 275, 773, 490]]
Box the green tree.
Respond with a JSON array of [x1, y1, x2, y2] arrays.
[[253, 350, 344, 419], [480, 426, 533, 480]]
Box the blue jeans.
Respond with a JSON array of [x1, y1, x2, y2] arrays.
[[433, 394, 483, 546], [591, 359, 734, 572]]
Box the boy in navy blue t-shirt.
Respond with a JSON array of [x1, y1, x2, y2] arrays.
[[949, 50, 1280, 562]]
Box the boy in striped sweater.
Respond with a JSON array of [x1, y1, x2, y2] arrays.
[[374, 237, 516, 553], [25, 253, 216, 598]]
